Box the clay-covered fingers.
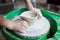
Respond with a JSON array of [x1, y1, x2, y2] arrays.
[[22, 20, 29, 28], [31, 8, 43, 18], [12, 20, 28, 32]]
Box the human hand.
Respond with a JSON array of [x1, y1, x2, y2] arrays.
[[3, 20, 28, 32], [31, 8, 43, 18], [24, 0, 42, 18]]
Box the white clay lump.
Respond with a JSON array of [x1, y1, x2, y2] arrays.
[[14, 10, 50, 37]]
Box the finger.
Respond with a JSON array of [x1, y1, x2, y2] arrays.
[[14, 24, 26, 32], [18, 26, 27, 32], [33, 8, 42, 18], [20, 21, 28, 28], [23, 21, 28, 27], [18, 21, 28, 32], [37, 13, 41, 19]]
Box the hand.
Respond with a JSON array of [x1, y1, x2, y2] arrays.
[[31, 8, 43, 18], [3, 20, 28, 32], [24, 0, 42, 18]]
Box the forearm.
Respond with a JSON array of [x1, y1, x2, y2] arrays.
[[0, 15, 5, 25], [0, 15, 8, 26], [25, 0, 34, 10]]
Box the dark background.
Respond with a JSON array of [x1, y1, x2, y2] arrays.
[[0, 0, 13, 15], [47, 0, 60, 5], [0, 0, 60, 15]]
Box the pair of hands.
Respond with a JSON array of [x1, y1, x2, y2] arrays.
[[3, 8, 42, 32], [2, 0, 42, 32]]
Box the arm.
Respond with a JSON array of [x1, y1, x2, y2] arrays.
[[25, 0, 34, 11], [0, 15, 12, 28], [0, 15, 28, 32], [25, 0, 42, 18], [0, 15, 7, 26]]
